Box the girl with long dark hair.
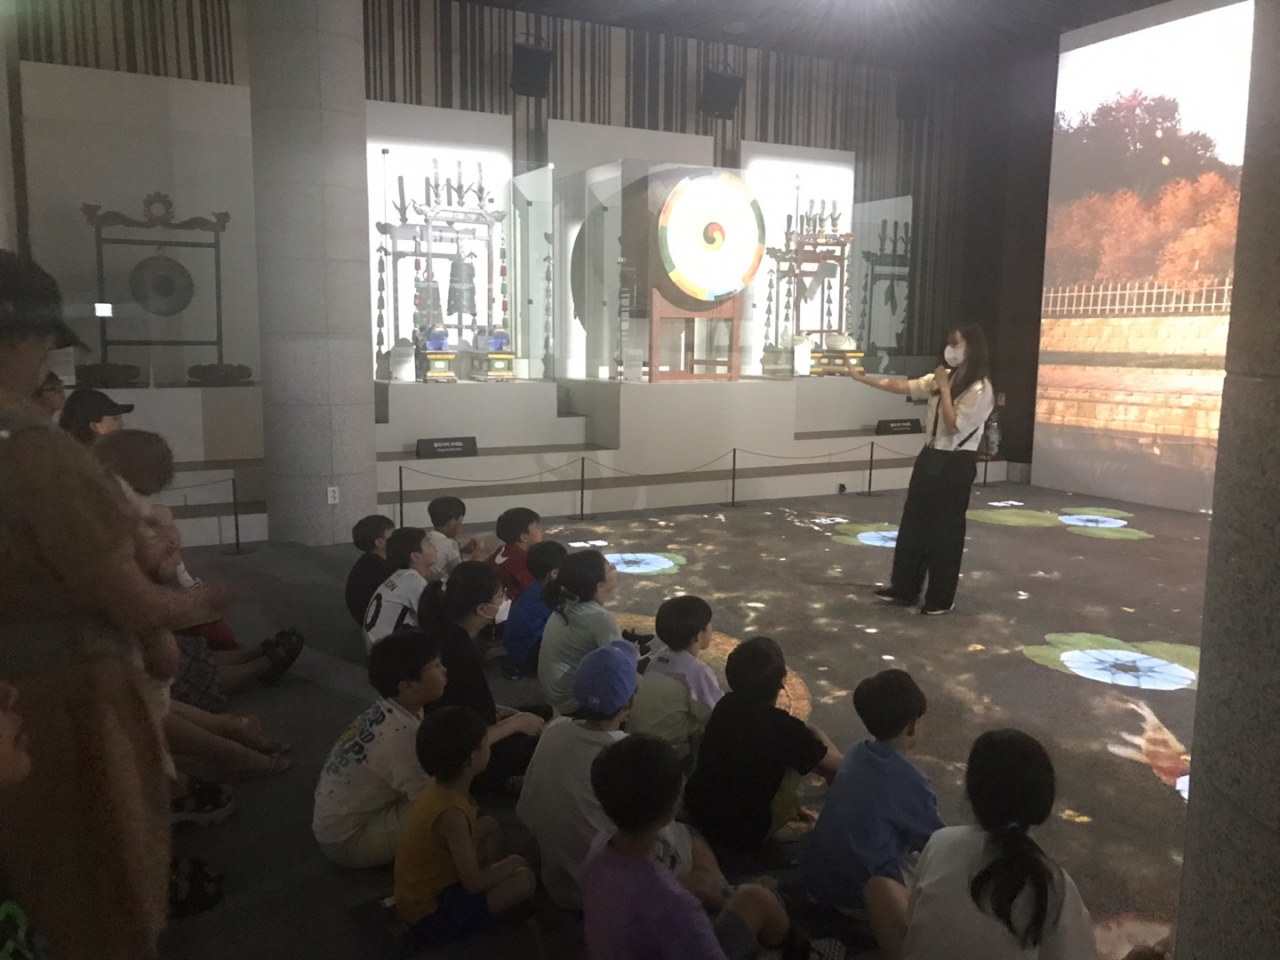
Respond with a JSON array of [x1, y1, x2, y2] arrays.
[[417, 561, 549, 792], [846, 323, 994, 613], [537, 550, 622, 714], [898, 730, 1094, 959]]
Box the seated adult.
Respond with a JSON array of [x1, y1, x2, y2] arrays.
[[418, 562, 548, 795]]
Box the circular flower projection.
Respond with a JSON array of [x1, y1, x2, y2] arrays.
[[605, 552, 687, 576], [615, 613, 810, 720], [831, 522, 897, 547], [1023, 633, 1199, 690], [1059, 648, 1196, 691], [1059, 514, 1128, 529]]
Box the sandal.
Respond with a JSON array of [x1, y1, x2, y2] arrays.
[[171, 777, 235, 827], [226, 715, 291, 756], [259, 629, 305, 686], [169, 855, 224, 919]]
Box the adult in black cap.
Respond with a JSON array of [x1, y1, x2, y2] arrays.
[[59, 386, 135, 445], [0, 250, 226, 960]]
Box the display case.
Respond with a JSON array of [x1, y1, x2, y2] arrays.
[[368, 140, 873, 384]]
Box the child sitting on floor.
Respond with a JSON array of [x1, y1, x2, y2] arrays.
[[502, 540, 568, 678], [684, 637, 841, 852], [538, 550, 624, 714], [346, 514, 395, 626], [362, 527, 439, 650], [582, 734, 819, 960], [798, 669, 943, 952], [485, 507, 544, 601], [312, 632, 449, 868], [394, 706, 536, 947], [629, 595, 723, 764], [518, 642, 725, 912], [426, 496, 483, 580], [899, 730, 1095, 960]]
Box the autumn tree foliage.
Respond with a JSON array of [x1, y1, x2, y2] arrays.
[[1044, 93, 1241, 287]]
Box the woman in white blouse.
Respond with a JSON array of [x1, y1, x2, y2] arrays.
[[900, 729, 1095, 960], [847, 323, 994, 614]]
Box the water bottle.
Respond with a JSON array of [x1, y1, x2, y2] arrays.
[[987, 416, 1001, 456]]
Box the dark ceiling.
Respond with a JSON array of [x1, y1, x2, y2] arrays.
[[467, 0, 1167, 74]]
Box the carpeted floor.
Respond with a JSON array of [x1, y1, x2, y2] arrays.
[[162, 481, 1202, 959]]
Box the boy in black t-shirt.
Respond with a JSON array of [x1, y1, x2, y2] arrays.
[[684, 637, 841, 850], [345, 515, 395, 625]]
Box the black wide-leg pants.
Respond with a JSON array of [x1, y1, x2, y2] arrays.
[[890, 449, 978, 609]]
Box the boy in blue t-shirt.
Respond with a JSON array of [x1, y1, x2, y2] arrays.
[[798, 669, 942, 955], [501, 540, 568, 678]]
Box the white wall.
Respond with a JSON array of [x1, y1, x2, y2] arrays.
[[21, 62, 261, 382]]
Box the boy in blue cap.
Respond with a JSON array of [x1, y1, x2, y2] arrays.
[[518, 642, 724, 912]]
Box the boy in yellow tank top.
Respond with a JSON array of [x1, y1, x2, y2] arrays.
[[394, 706, 535, 946]]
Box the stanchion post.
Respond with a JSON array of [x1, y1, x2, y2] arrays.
[[719, 449, 742, 508], [731, 448, 737, 506], [856, 441, 876, 497], [398, 466, 405, 525], [231, 477, 241, 554]]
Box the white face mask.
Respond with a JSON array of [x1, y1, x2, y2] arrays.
[[944, 345, 966, 368]]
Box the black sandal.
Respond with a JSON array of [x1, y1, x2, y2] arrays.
[[259, 629, 305, 686], [169, 855, 224, 919]]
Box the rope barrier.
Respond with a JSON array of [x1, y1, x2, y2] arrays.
[[582, 451, 732, 479], [735, 442, 875, 462], [398, 460, 582, 485], [164, 476, 237, 493]]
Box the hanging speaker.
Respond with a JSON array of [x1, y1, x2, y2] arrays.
[[698, 70, 744, 120], [511, 41, 553, 98]]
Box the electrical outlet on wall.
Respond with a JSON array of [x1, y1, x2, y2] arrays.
[[327, 486, 340, 505]]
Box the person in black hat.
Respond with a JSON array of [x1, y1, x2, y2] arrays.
[[0, 249, 227, 960], [58, 387, 134, 445]]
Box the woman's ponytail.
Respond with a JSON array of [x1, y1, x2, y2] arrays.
[[969, 824, 1055, 948], [964, 730, 1060, 948], [541, 549, 606, 621]]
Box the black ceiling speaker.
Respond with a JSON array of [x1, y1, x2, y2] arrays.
[[698, 69, 744, 120], [511, 40, 554, 98]]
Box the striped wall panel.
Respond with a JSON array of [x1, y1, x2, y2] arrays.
[[13, 0, 971, 352], [16, 0, 238, 84]]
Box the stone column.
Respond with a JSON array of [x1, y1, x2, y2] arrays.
[[0, 0, 22, 253], [1175, 3, 1280, 957], [247, 0, 377, 545]]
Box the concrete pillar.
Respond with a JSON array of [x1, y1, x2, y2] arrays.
[[1174, 3, 1280, 957], [247, 0, 377, 545], [0, 0, 22, 253]]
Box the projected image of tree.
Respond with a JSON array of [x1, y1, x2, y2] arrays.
[[1033, 2, 1254, 513], [1045, 93, 1240, 287]]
